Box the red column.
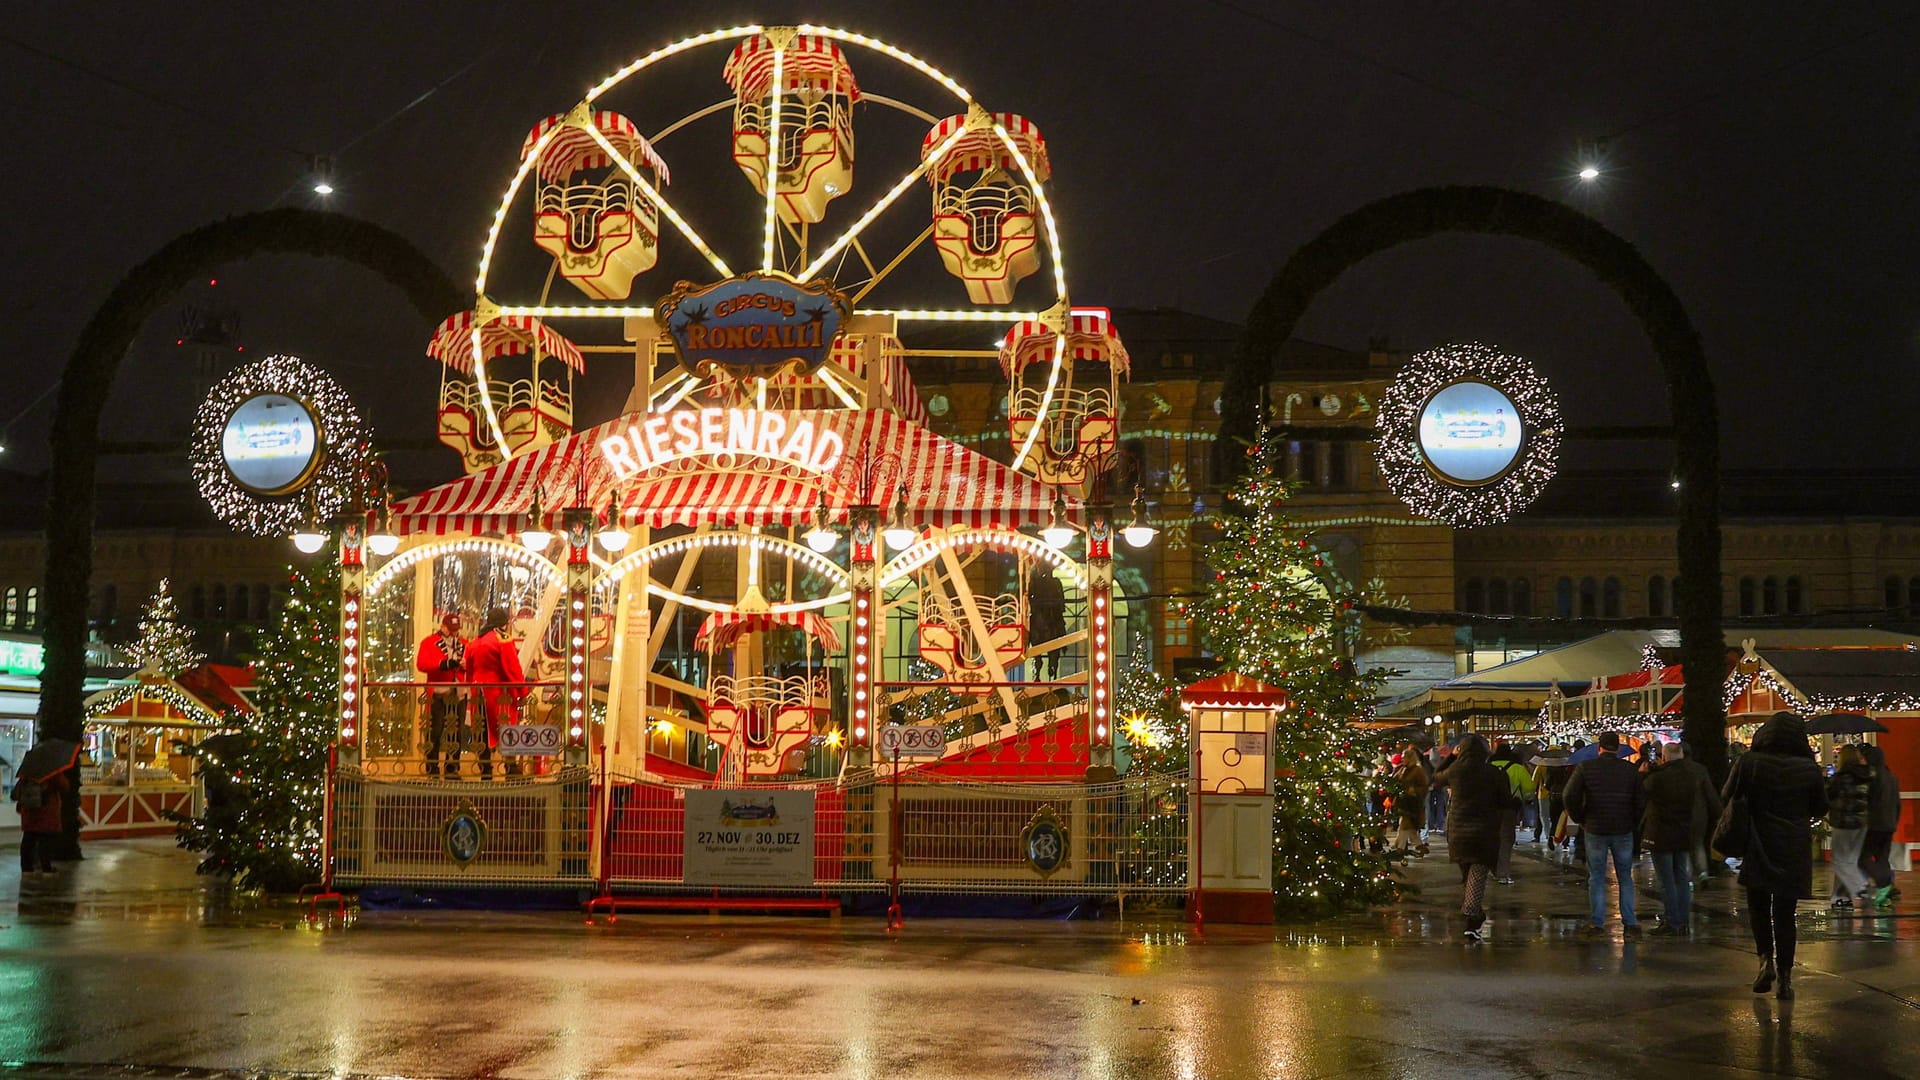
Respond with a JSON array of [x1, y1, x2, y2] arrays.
[[338, 520, 365, 761], [564, 508, 592, 764], [1086, 506, 1115, 776], [848, 505, 879, 768]]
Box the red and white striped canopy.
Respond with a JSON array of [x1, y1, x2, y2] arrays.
[[391, 408, 1070, 536], [921, 112, 1050, 185], [521, 110, 671, 185], [997, 308, 1130, 377], [427, 310, 585, 374], [723, 34, 859, 101], [695, 610, 842, 654]]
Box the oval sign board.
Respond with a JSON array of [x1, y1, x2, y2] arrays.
[[221, 392, 323, 496], [1415, 380, 1522, 486], [657, 272, 850, 381]]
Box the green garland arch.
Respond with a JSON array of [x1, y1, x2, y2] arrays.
[[41, 209, 464, 751], [1220, 185, 1725, 777]]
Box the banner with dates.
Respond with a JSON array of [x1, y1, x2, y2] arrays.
[[683, 788, 816, 886]]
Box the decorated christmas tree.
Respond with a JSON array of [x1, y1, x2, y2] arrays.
[[128, 578, 205, 676], [172, 559, 338, 891], [1117, 643, 1189, 890], [1184, 424, 1401, 916]]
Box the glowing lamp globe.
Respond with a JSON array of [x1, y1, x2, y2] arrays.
[[291, 529, 327, 554], [883, 524, 918, 551], [804, 525, 838, 554], [366, 531, 401, 557], [1041, 522, 1076, 549], [521, 526, 554, 552], [1121, 523, 1158, 548]]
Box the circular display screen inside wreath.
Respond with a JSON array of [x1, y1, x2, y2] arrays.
[[1416, 380, 1523, 485], [221, 393, 324, 496]]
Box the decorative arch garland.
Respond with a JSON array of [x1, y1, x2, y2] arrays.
[[190, 355, 369, 536], [1372, 343, 1561, 527]]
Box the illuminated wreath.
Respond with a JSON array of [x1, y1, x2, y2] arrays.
[[190, 354, 369, 536], [1373, 343, 1560, 527]]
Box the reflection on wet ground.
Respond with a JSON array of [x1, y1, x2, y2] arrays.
[[1, 836, 1915, 1078]]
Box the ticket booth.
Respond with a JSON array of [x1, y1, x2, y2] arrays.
[[1182, 673, 1286, 925]]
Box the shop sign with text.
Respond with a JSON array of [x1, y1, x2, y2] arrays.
[[656, 273, 849, 380]]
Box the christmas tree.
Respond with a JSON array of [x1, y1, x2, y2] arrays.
[[1117, 643, 1189, 890], [1185, 424, 1401, 916], [171, 559, 338, 891], [128, 578, 205, 676]]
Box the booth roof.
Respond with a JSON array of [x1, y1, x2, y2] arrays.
[[393, 409, 1073, 535], [1180, 672, 1288, 707]]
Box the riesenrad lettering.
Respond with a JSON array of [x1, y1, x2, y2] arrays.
[[598, 406, 846, 481]]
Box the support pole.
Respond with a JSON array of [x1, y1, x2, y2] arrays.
[[848, 505, 880, 769], [338, 521, 365, 768], [563, 508, 593, 767], [1085, 504, 1116, 780]]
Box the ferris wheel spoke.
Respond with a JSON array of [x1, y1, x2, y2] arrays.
[[849, 225, 933, 305], [798, 123, 968, 283], [762, 44, 785, 272], [582, 125, 734, 279], [993, 122, 1068, 306]]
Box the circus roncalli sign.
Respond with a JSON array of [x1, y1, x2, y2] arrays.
[[657, 273, 849, 380]]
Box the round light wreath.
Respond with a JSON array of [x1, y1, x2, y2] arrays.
[[1373, 342, 1560, 527], [190, 354, 369, 536]]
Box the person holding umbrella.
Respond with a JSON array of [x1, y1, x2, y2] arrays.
[[1725, 712, 1828, 1000], [1825, 744, 1875, 909], [11, 737, 80, 877]]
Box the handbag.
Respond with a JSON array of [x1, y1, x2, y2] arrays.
[[1711, 759, 1753, 858]]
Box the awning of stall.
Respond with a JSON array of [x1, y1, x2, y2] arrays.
[[694, 610, 842, 654], [391, 408, 1073, 536]]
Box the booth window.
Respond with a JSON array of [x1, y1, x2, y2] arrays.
[[1512, 578, 1532, 616], [1647, 575, 1668, 617], [1738, 576, 1757, 617], [1555, 577, 1573, 618]]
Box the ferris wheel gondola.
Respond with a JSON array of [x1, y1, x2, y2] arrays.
[[428, 307, 584, 471], [522, 108, 672, 300]]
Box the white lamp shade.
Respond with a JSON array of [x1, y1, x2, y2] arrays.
[[804, 526, 838, 554], [367, 531, 401, 557], [1041, 524, 1076, 549], [521, 528, 554, 552], [1121, 524, 1158, 549], [597, 527, 631, 553], [291, 531, 327, 554], [882, 525, 918, 551]]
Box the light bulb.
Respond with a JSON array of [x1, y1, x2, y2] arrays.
[[521, 527, 553, 552], [883, 525, 918, 551], [291, 530, 327, 554], [804, 526, 838, 554], [367, 531, 401, 557]]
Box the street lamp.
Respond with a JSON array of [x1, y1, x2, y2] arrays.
[[804, 495, 838, 554], [1121, 485, 1158, 548], [1577, 165, 1600, 182], [521, 490, 553, 552], [291, 493, 327, 553], [1041, 492, 1075, 549], [597, 495, 631, 553], [882, 488, 917, 552]]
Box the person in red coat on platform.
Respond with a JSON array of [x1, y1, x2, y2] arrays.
[[463, 606, 527, 778], [414, 612, 468, 777]]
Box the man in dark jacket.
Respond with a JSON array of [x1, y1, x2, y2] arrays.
[[1642, 742, 1721, 934], [1859, 744, 1903, 905], [1565, 731, 1647, 935]]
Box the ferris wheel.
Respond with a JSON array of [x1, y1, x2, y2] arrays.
[[425, 23, 1127, 493]]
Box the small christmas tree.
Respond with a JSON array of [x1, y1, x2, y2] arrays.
[[171, 560, 338, 891], [128, 578, 205, 676], [1117, 643, 1189, 890], [1186, 424, 1400, 916]]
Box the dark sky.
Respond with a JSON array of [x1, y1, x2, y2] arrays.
[[5, 2, 1918, 487]]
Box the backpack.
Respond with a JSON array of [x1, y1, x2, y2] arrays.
[[1506, 762, 1537, 798], [12, 776, 43, 811]]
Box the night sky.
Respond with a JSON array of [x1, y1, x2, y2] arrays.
[[5, 3, 1917, 489]]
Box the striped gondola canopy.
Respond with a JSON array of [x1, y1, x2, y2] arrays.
[[426, 308, 585, 375], [723, 33, 860, 101], [996, 308, 1129, 378], [520, 110, 671, 185], [921, 112, 1050, 184]]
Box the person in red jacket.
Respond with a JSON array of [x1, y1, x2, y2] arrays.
[[463, 606, 526, 778], [15, 766, 69, 876], [415, 612, 468, 777]]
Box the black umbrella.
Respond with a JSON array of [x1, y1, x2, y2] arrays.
[[1804, 713, 1887, 736], [17, 738, 81, 782]]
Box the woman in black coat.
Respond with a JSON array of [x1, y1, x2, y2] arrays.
[[1722, 712, 1828, 999], [1435, 733, 1518, 941]]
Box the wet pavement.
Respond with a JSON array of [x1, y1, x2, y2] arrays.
[[1, 834, 1915, 1079]]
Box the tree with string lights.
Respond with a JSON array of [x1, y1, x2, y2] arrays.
[[171, 559, 338, 891], [1184, 424, 1401, 915], [127, 579, 205, 676]]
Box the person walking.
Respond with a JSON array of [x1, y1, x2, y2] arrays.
[[1643, 742, 1721, 935], [1389, 746, 1430, 856], [1426, 742, 1452, 837], [1564, 731, 1647, 936], [1724, 712, 1828, 1000], [1825, 744, 1875, 909], [1489, 741, 1526, 883], [1435, 733, 1518, 942], [1858, 744, 1902, 907]]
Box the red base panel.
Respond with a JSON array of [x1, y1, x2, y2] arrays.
[[1194, 888, 1274, 924], [584, 895, 842, 915]]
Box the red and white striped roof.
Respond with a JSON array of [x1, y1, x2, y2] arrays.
[[521, 110, 671, 185], [391, 408, 1070, 536], [723, 34, 859, 101], [921, 112, 1050, 185], [997, 307, 1129, 377], [695, 610, 842, 654], [427, 310, 585, 374]]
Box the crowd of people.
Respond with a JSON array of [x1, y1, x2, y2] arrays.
[[1369, 713, 1907, 993]]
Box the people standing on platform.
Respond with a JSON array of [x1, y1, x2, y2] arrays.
[[1643, 742, 1721, 935], [1390, 746, 1430, 856], [1435, 733, 1517, 942], [1027, 570, 1066, 680], [464, 606, 528, 779], [1859, 744, 1903, 907], [1825, 744, 1875, 909], [1565, 731, 1646, 936], [1725, 712, 1827, 1000], [415, 612, 469, 777]]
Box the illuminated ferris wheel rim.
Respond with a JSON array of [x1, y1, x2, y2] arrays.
[[464, 22, 1074, 472]]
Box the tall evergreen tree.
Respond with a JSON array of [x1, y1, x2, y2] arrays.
[[172, 560, 337, 890], [128, 578, 205, 676], [1185, 425, 1401, 915]]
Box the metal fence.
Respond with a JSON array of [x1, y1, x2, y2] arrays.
[[331, 766, 593, 887]]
